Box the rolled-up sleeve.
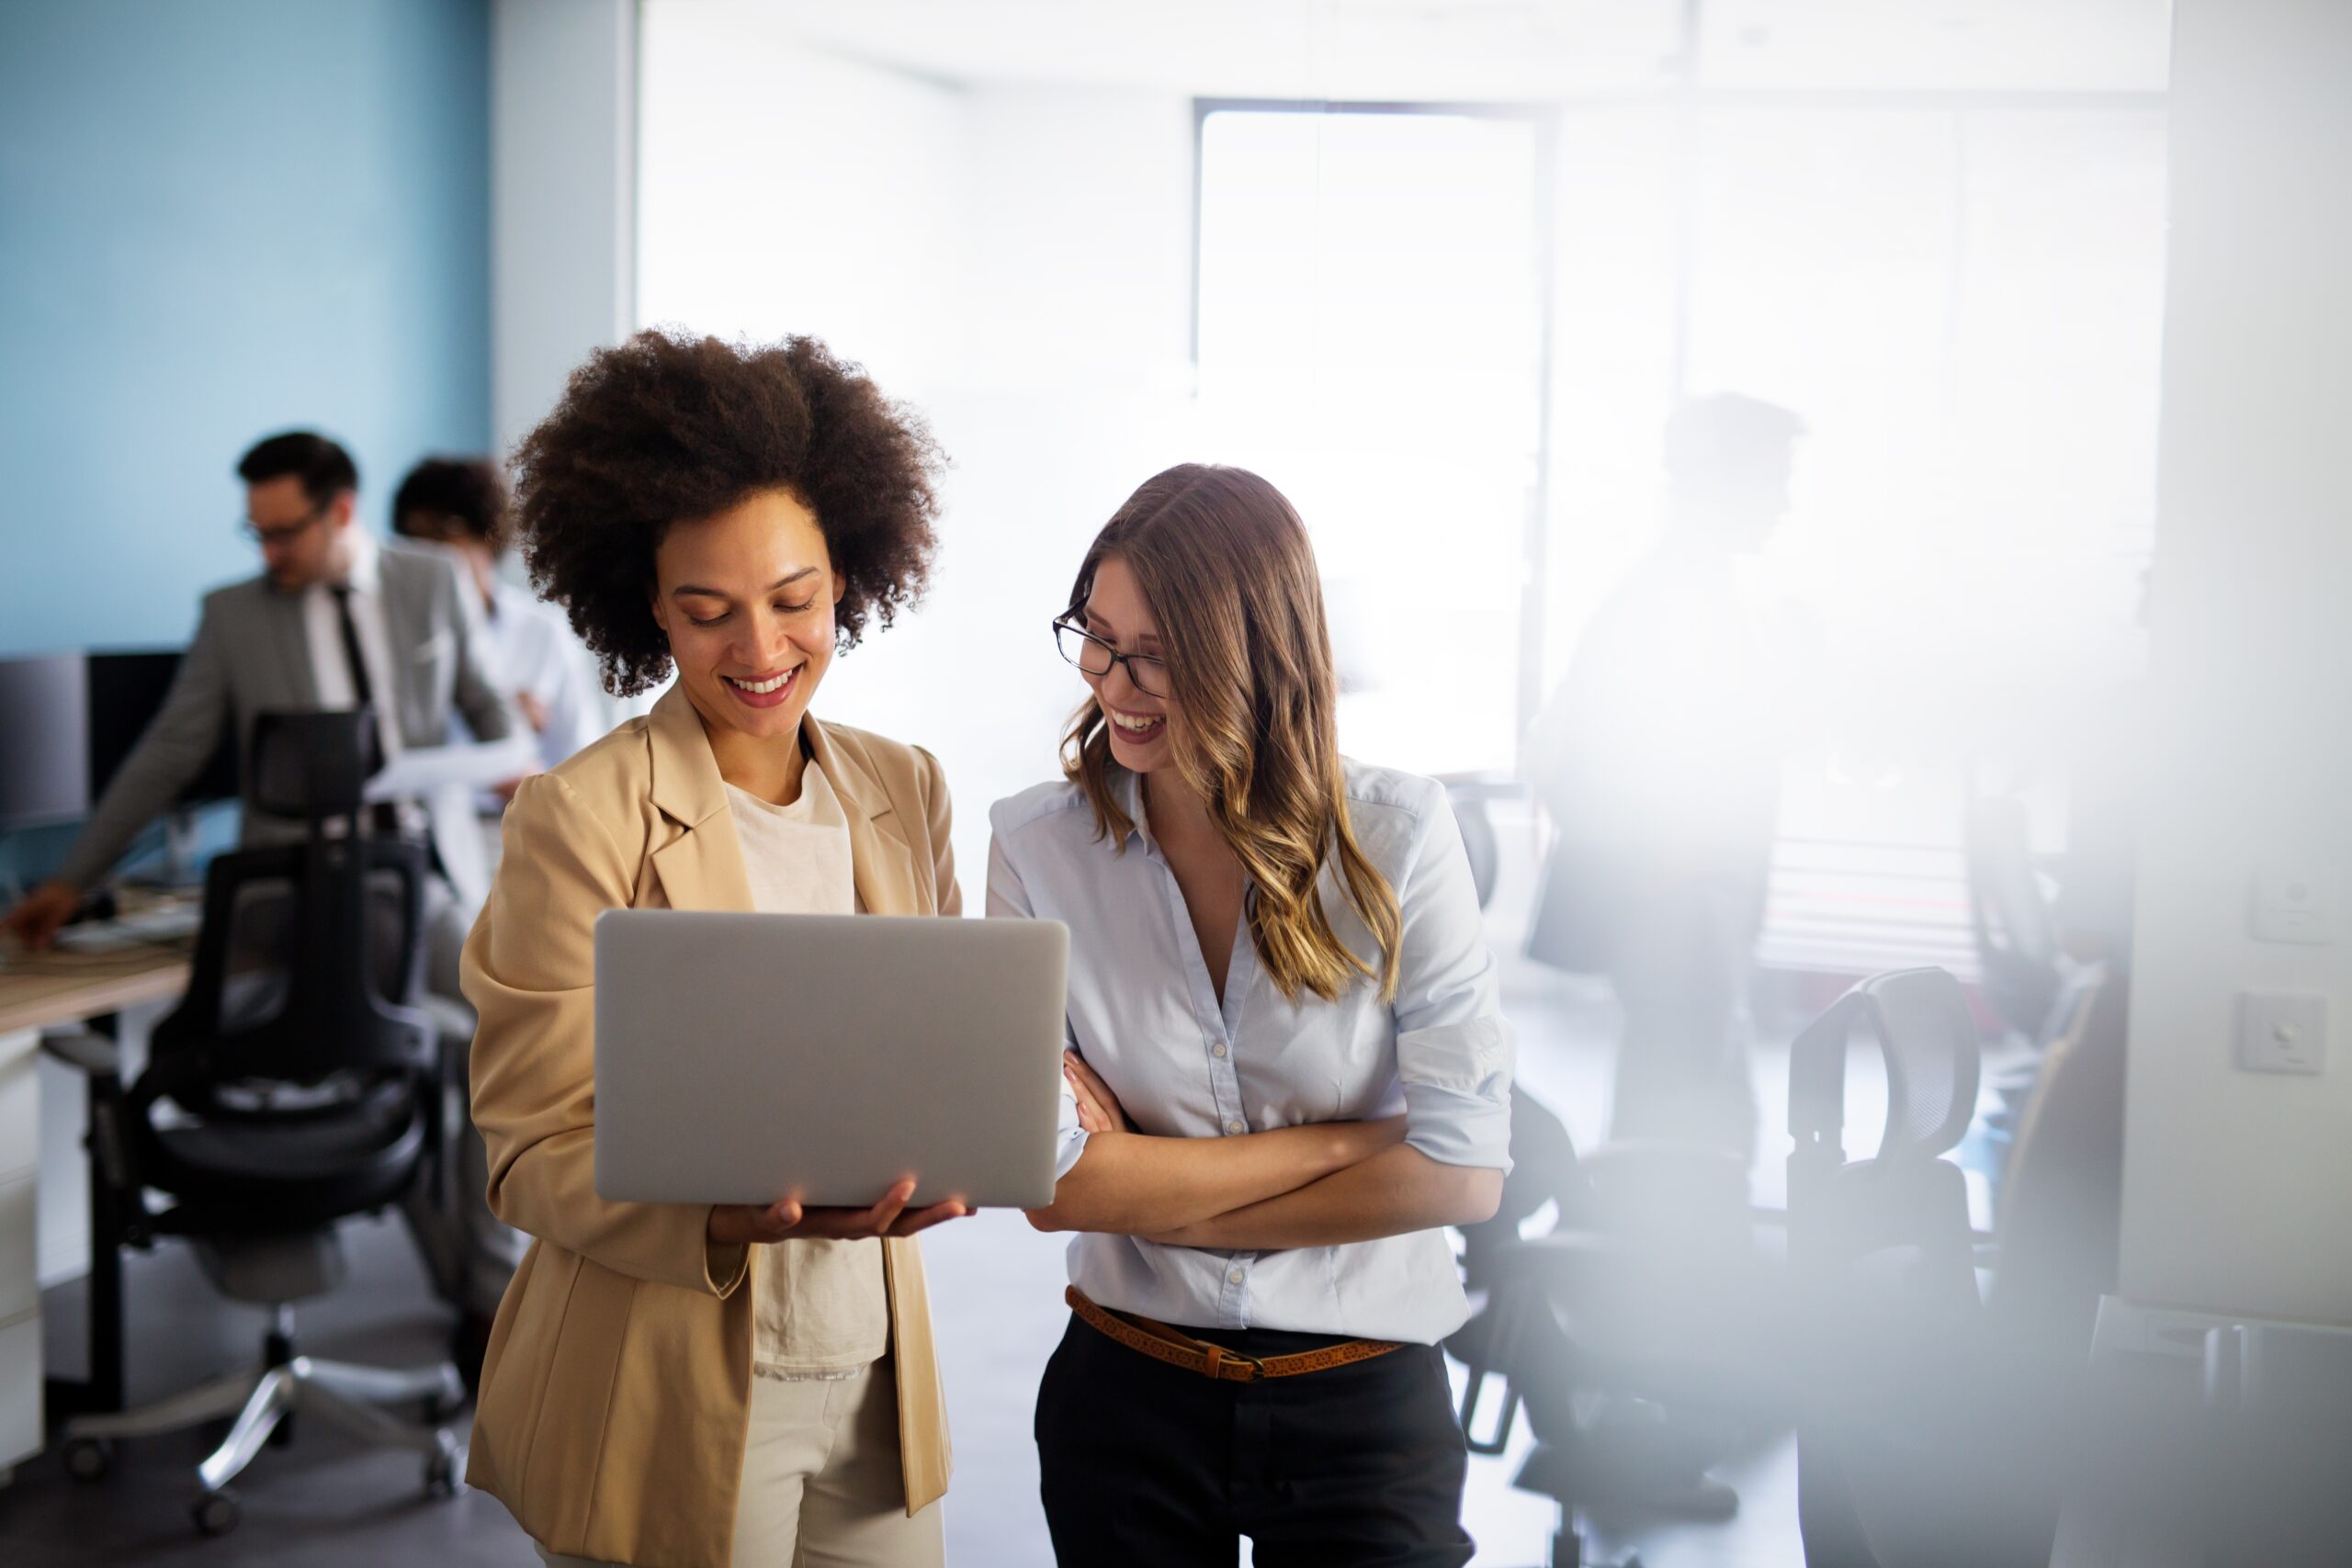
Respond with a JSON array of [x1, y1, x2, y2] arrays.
[[1389, 787, 1515, 1171], [986, 822, 1089, 1181]]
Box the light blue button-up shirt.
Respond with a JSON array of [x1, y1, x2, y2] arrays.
[[987, 761, 1514, 1346]]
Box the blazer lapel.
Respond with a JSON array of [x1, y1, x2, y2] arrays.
[[264, 583, 322, 707], [642, 690, 920, 918], [644, 686, 756, 914], [806, 718, 921, 918]]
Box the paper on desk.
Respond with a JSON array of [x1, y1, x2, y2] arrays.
[[362, 736, 537, 801]]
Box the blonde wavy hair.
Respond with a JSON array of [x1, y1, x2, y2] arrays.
[[1061, 465, 1402, 1004]]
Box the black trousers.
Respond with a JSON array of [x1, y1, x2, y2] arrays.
[[1035, 1313, 1475, 1568]]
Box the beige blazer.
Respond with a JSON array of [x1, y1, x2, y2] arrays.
[[459, 686, 957, 1568]]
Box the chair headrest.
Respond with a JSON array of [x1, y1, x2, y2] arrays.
[[248, 710, 380, 819], [1789, 966, 1983, 1164]]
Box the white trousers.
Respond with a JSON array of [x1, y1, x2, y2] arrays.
[[535, 1362, 943, 1568]]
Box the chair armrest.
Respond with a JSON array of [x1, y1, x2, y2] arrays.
[[1474, 1227, 1639, 1294], [41, 1029, 125, 1078]]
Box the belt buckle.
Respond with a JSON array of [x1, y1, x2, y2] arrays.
[[1205, 1343, 1271, 1382]]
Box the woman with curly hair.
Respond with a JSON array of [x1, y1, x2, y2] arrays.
[[992, 465, 1513, 1566], [460, 330, 968, 1568]]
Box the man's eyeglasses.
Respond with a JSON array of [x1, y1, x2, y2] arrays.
[[1053, 617, 1170, 698], [240, 506, 327, 549]]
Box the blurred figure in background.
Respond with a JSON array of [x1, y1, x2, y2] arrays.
[[1527, 394, 1806, 1163], [391, 457, 607, 776]]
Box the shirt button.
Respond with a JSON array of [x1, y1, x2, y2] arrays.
[[1225, 1119, 1246, 1135], [1212, 1043, 1228, 1058], [1227, 1268, 1246, 1285]]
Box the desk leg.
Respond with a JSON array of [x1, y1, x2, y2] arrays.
[[42, 1019, 123, 1421], [2, 1026, 42, 1472]]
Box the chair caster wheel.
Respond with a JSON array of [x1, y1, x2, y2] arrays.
[[424, 1434, 464, 1497], [192, 1488, 241, 1536], [62, 1438, 113, 1483]]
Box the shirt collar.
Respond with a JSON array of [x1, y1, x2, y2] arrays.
[[338, 527, 382, 595], [1114, 766, 1157, 854]]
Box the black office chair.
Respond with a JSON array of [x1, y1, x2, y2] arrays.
[[1786, 966, 2064, 1568], [1450, 1089, 1793, 1567], [51, 711, 463, 1536]]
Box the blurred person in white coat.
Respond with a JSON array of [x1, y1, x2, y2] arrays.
[[392, 456, 606, 779]]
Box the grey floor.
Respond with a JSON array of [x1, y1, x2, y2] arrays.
[[2, 852, 1821, 1566]]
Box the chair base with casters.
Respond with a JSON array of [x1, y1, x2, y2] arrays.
[[57, 1225, 466, 1537]]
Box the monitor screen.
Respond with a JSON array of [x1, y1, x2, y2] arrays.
[[0, 654, 92, 830], [85, 649, 239, 807]]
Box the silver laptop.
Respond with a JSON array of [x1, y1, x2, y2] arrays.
[[594, 909, 1068, 1211]]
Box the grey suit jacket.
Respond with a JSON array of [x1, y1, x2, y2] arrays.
[[58, 542, 523, 900]]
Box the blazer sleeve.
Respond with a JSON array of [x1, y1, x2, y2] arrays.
[[461, 771, 750, 1295], [56, 601, 232, 891], [912, 744, 961, 918]]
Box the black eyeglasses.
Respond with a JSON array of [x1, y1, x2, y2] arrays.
[[240, 505, 327, 549], [1053, 617, 1170, 698]]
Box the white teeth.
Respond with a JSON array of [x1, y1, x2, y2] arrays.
[[1109, 711, 1162, 733], [729, 671, 794, 694]]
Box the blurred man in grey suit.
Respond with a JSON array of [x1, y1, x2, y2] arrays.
[[0, 431, 531, 1373]]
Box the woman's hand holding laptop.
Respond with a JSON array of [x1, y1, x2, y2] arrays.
[[708, 1178, 973, 1247]]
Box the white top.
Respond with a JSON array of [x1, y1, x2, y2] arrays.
[[300, 528, 401, 765], [724, 760, 889, 1379], [484, 578, 607, 771], [988, 760, 1514, 1346]]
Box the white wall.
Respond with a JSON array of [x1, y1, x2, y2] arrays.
[[2120, 0, 2352, 1324], [831, 85, 1200, 883], [636, 16, 1203, 881], [492, 0, 635, 458], [638, 0, 970, 397]]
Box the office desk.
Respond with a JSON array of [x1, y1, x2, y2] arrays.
[[2052, 1295, 2352, 1566], [0, 937, 190, 1483]]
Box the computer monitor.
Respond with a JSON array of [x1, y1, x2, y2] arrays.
[[85, 649, 238, 807], [0, 654, 92, 830]]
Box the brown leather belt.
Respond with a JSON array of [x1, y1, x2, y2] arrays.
[[1066, 1286, 1406, 1382]]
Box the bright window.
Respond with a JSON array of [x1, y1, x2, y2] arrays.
[[1194, 105, 1551, 778]]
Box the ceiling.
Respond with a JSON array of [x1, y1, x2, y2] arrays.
[[739, 0, 2172, 99]]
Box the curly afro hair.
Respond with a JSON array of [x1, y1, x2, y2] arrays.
[[512, 330, 945, 696]]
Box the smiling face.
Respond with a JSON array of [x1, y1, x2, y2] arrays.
[[648, 487, 844, 749], [1080, 554, 1178, 774]]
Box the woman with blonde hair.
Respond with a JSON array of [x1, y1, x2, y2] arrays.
[[463, 329, 968, 1568], [991, 464, 1514, 1566]]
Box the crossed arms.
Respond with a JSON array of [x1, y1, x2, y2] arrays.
[[1023, 1052, 1500, 1250]]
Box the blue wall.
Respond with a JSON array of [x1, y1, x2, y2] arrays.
[[0, 0, 491, 657]]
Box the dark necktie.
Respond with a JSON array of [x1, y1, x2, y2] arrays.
[[329, 584, 373, 708], [331, 585, 401, 835]]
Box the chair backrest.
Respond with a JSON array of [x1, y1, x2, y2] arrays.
[[1786, 966, 1984, 1307], [1786, 967, 2002, 1568], [1458, 1085, 1584, 1287], [1790, 968, 1983, 1174], [146, 709, 434, 1088], [149, 840, 434, 1084]]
